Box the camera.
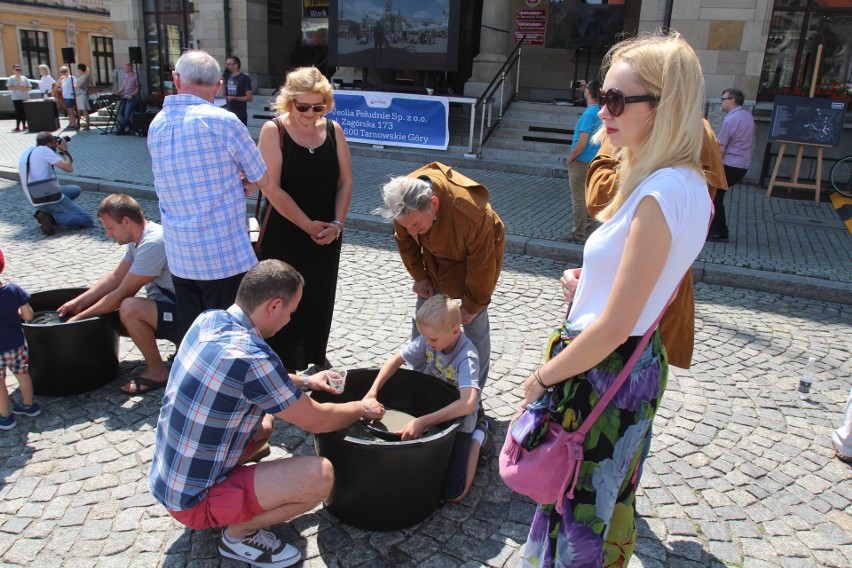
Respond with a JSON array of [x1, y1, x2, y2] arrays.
[[570, 80, 583, 89], [54, 135, 71, 144]]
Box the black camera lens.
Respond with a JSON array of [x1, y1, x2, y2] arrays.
[[54, 135, 71, 144]]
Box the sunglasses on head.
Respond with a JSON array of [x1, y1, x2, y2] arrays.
[[294, 103, 326, 113], [599, 88, 659, 117]]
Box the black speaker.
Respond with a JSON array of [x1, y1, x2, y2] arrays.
[[61, 47, 75, 64], [129, 47, 143, 64]]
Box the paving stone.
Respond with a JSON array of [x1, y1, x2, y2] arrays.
[[0, 150, 848, 567]]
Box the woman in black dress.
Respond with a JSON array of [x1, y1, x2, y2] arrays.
[[257, 67, 352, 371]]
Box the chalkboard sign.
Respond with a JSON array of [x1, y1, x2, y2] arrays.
[[768, 95, 848, 146]]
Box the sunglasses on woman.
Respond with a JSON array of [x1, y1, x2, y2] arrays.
[[294, 103, 326, 113], [599, 88, 659, 117]]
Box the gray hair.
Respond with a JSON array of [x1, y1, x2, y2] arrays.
[[374, 176, 434, 220], [174, 50, 221, 87]]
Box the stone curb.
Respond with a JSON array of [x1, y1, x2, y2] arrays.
[[3, 167, 850, 304]]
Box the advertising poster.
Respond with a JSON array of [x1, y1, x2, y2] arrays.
[[516, 9, 547, 45], [327, 91, 450, 150]]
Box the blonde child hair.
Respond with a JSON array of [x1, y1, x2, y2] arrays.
[[415, 294, 461, 331]]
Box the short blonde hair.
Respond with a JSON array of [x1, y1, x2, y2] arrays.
[[273, 66, 334, 114], [59, 66, 69, 75], [38, 64, 51, 76], [593, 31, 704, 221], [415, 294, 461, 331]]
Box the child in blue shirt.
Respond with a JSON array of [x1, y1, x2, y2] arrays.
[[0, 249, 40, 430], [365, 294, 495, 502]]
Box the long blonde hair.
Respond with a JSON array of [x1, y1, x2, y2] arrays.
[[594, 31, 705, 221]]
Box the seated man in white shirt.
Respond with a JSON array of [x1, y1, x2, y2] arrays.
[[17, 132, 93, 235], [58, 194, 180, 394]]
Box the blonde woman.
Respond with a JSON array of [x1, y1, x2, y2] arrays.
[[37, 64, 55, 96], [75, 63, 92, 130], [256, 67, 352, 371], [517, 32, 712, 567]]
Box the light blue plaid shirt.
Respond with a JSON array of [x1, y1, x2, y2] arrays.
[[148, 94, 267, 280], [149, 305, 302, 511]]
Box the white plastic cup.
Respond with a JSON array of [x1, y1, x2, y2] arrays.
[[328, 368, 347, 393]]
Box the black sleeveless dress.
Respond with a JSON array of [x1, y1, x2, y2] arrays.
[[261, 119, 342, 371]]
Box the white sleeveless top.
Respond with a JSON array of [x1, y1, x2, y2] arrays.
[[568, 166, 712, 335]]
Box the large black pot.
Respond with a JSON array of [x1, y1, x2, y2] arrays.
[[311, 368, 461, 530], [22, 288, 121, 397]]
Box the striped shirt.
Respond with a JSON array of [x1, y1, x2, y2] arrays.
[[148, 94, 267, 280], [149, 305, 302, 511]]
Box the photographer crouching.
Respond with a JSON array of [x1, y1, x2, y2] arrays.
[[17, 132, 94, 235]]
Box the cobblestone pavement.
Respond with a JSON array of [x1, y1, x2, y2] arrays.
[[0, 188, 850, 567], [0, 119, 850, 292]]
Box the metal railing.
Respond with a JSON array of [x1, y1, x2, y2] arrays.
[[466, 37, 524, 157]]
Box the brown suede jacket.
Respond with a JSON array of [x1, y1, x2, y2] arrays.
[[394, 162, 505, 315], [585, 119, 726, 368]]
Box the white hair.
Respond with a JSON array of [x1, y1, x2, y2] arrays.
[[174, 50, 220, 86]]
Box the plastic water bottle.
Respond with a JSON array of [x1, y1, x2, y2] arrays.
[[798, 356, 816, 399]]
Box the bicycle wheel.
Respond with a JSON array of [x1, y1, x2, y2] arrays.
[[829, 156, 852, 197]]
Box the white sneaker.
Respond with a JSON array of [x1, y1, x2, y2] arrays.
[[218, 528, 301, 568]]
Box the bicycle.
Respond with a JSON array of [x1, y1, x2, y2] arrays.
[[828, 155, 852, 197]]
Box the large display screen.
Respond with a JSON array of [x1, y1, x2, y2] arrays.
[[330, 0, 461, 71], [546, 3, 625, 50]]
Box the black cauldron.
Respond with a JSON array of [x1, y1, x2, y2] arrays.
[[22, 288, 121, 397], [311, 368, 461, 530]]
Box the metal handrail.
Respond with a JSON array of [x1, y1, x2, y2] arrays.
[[466, 37, 524, 157]]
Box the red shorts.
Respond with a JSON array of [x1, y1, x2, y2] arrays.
[[0, 344, 28, 376], [168, 453, 264, 530]]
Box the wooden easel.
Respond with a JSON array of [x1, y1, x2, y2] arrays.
[[765, 44, 826, 203], [765, 142, 827, 203]]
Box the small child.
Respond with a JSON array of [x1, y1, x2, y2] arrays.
[[365, 294, 495, 502], [0, 249, 40, 430]]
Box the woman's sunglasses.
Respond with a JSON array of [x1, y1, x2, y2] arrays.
[[293, 103, 327, 113], [599, 88, 659, 117]]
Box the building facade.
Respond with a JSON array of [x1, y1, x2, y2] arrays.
[[0, 0, 113, 86]]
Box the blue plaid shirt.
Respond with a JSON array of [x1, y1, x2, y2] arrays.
[[148, 94, 267, 280], [149, 305, 302, 511]]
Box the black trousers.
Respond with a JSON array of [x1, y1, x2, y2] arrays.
[[711, 165, 748, 235], [13, 99, 26, 127], [171, 272, 246, 339]]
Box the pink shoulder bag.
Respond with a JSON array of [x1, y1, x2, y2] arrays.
[[498, 305, 668, 514]]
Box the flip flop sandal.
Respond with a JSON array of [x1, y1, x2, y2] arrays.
[[836, 450, 852, 465], [121, 377, 167, 395]]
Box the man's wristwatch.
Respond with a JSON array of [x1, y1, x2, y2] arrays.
[[332, 219, 343, 239]]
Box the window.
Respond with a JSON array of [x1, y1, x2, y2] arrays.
[[19, 30, 50, 79], [143, 0, 191, 94], [92, 36, 115, 86], [759, 0, 852, 101]]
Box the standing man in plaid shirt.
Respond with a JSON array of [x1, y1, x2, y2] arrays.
[[149, 261, 385, 568], [149, 50, 269, 337], [148, 50, 269, 335]]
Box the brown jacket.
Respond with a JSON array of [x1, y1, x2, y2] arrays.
[[585, 119, 726, 368], [394, 162, 505, 315]]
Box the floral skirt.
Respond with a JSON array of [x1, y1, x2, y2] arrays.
[[520, 320, 668, 568]]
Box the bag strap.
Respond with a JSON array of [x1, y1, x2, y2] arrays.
[[25, 148, 57, 182], [252, 117, 285, 251], [573, 292, 673, 438], [572, 206, 715, 438]]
